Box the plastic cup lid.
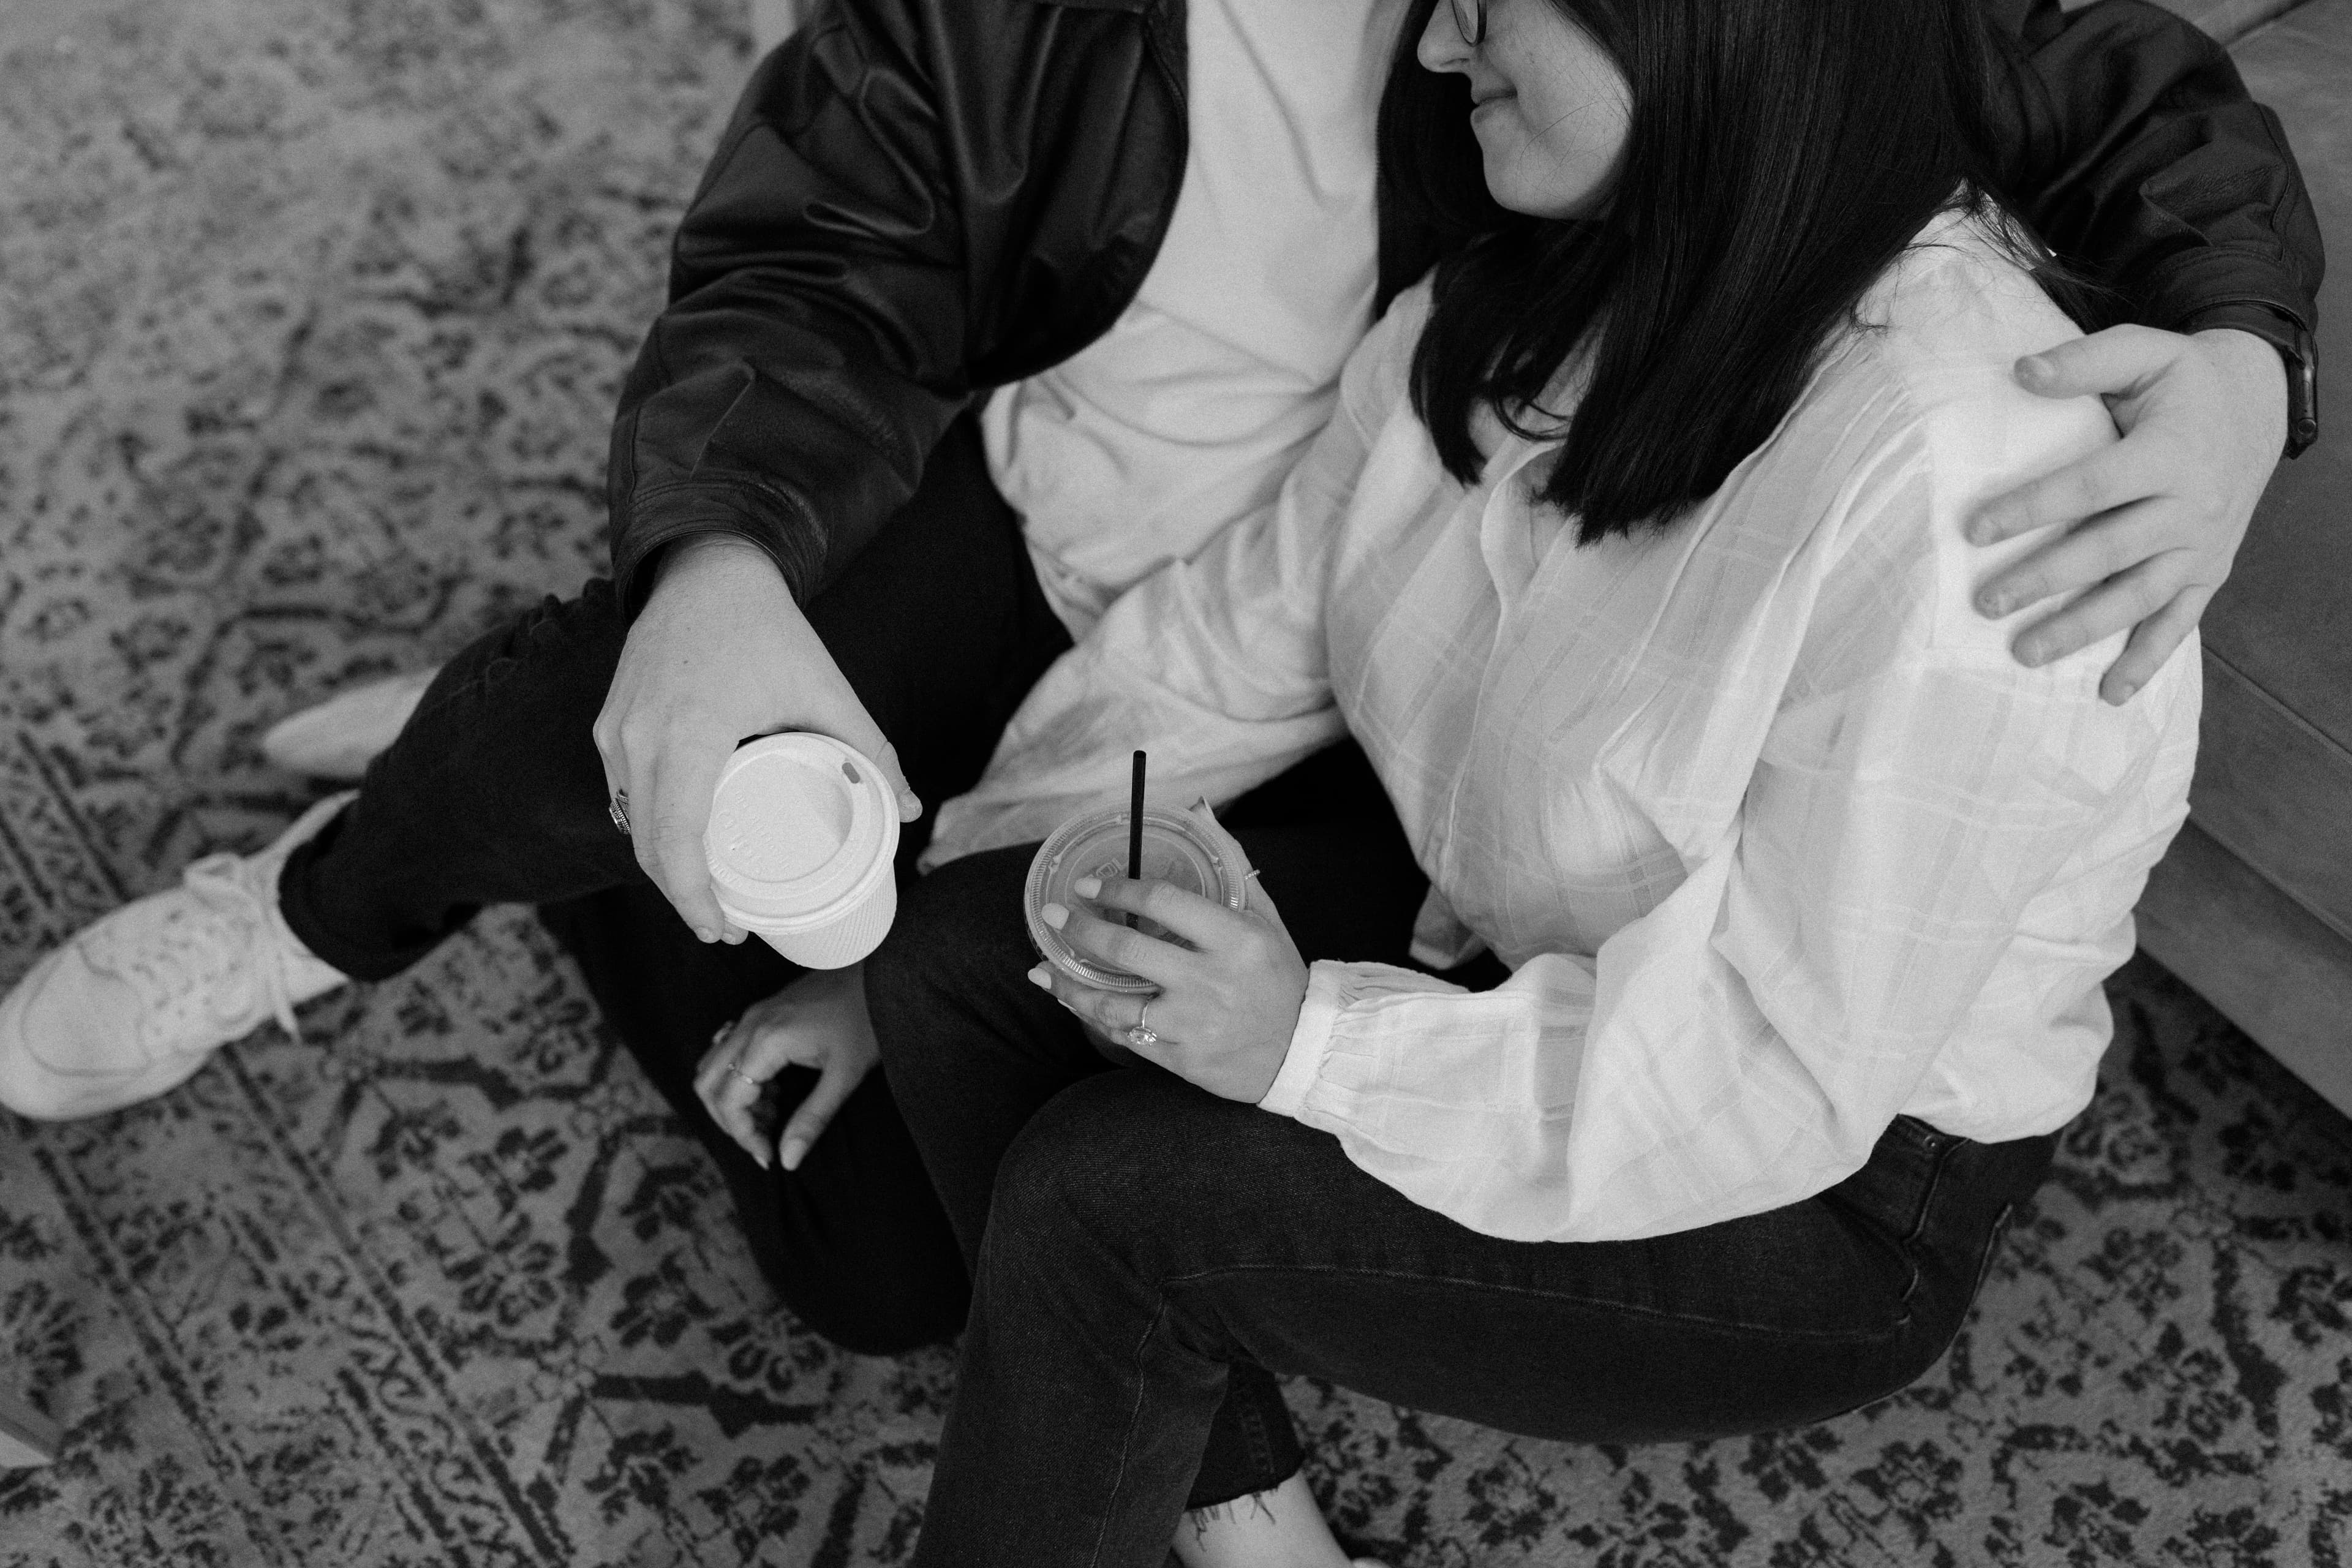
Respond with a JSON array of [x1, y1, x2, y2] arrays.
[[705, 734, 900, 929], [1025, 805, 1246, 993]]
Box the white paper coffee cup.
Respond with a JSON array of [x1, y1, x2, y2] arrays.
[[704, 733, 901, 969]]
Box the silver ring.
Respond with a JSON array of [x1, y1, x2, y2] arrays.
[[1124, 997, 1158, 1050], [727, 1065, 761, 1090], [609, 789, 631, 835]]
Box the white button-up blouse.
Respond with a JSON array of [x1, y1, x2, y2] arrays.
[[926, 213, 2201, 1244]]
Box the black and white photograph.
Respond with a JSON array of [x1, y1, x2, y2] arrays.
[[0, 0, 2341, 1561]]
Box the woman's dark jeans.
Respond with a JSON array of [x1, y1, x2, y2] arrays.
[[269, 413, 1074, 1354], [873, 740, 1435, 1512], [870, 824, 2057, 1568]]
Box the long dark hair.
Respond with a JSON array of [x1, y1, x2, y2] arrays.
[[1382, 0, 2035, 544]]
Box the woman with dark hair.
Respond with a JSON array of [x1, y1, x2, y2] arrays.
[[866, 0, 2199, 1561]]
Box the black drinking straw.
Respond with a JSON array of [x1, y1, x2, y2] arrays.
[[1128, 751, 1147, 878], [1129, 752, 1147, 926], [1127, 750, 1147, 927]]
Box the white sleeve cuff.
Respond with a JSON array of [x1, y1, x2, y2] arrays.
[[1257, 960, 1351, 1118]]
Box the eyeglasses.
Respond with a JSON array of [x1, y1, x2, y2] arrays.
[[1449, 0, 1485, 45]]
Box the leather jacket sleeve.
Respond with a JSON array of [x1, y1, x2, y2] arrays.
[[1991, 0, 2323, 336], [603, 0, 1182, 616], [606, 26, 949, 615]]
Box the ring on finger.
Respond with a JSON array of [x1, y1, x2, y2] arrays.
[[609, 788, 632, 835], [1124, 995, 1160, 1050], [727, 1062, 761, 1091]]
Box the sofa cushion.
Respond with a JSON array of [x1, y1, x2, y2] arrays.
[[2198, 0, 2351, 944]]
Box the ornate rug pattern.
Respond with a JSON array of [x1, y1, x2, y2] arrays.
[[2, 1, 2350, 1564]]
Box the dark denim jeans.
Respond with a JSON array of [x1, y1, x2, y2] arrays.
[[872, 739, 1436, 1512], [271, 413, 1072, 1353], [275, 412, 1068, 981], [872, 829, 2057, 1568]]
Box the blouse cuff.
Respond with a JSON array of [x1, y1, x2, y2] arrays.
[[1259, 960, 1352, 1118]]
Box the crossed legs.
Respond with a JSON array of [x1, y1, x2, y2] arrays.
[[870, 790, 2056, 1566]]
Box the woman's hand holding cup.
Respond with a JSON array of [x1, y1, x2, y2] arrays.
[[1028, 871, 1308, 1104]]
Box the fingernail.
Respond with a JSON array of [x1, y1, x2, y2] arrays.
[[2018, 639, 2047, 666], [1042, 903, 1068, 929], [753, 1148, 772, 1170], [779, 1139, 807, 1172], [1977, 592, 2007, 617], [2109, 680, 2138, 704], [695, 927, 718, 943], [1967, 521, 1996, 546], [2016, 355, 2051, 385], [901, 790, 924, 820], [1072, 876, 1101, 897], [1027, 965, 1053, 989]]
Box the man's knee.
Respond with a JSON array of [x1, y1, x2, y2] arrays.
[[407, 578, 627, 740], [478, 578, 625, 690]]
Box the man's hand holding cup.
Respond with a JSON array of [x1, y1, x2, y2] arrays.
[[594, 536, 922, 944]]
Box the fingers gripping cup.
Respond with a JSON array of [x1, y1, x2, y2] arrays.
[[704, 734, 901, 969], [1025, 802, 1250, 993]]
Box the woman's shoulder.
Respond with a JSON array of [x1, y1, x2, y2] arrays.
[[1842, 209, 2114, 475], [1774, 209, 2119, 558], [1751, 211, 2126, 676]]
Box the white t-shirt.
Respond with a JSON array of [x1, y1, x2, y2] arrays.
[[983, 0, 1408, 636]]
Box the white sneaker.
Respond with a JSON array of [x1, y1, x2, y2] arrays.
[[0, 793, 358, 1120], [259, 666, 439, 780]]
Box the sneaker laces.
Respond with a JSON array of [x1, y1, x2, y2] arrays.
[[83, 850, 310, 1052]]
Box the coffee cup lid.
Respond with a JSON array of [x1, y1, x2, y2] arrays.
[[705, 734, 900, 929]]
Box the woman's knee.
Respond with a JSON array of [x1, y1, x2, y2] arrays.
[[982, 1078, 1150, 1278], [866, 848, 1040, 1073], [873, 846, 1031, 974], [984, 1072, 1245, 1272]]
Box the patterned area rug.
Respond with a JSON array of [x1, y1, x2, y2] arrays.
[[3, 1, 2350, 1564]]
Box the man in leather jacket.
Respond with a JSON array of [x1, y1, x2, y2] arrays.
[[600, 0, 2319, 956], [0, 0, 2324, 1357]]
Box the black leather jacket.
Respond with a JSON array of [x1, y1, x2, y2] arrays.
[[606, 0, 2324, 616]]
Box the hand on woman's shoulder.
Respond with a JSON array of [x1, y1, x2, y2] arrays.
[[1856, 211, 2111, 467], [1824, 212, 2133, 677]]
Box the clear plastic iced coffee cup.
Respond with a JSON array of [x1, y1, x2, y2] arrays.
[[1024, 801, 1251, 993], [704, 733, 901, 969]]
